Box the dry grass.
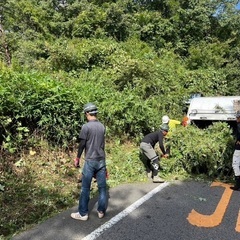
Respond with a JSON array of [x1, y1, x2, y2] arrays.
[[0, 141, 147, 239]]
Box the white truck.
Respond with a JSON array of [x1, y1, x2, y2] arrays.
[[187, 96, 240, 126]]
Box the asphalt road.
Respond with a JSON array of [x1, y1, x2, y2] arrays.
[[12, 180, 240, 240]]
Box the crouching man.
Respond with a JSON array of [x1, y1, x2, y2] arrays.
[[140, 124, 169, 183]]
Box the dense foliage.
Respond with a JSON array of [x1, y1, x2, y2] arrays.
[[1, 0, 240, 238], [170, 122, 235, 178]]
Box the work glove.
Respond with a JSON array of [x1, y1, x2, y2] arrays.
[[93, 168, 109, 179], [106, 169, 109, 179], [74, 157, 80, 168]]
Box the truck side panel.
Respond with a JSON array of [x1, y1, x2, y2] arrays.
[[187, 96, 240, 123]]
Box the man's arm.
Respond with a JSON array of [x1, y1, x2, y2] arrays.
[[74, 138, 86, 167], [158, 134, 166, 155], [77, 138, 86, 158]]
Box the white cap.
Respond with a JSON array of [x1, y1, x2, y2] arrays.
[[162, 115, 170, 124]]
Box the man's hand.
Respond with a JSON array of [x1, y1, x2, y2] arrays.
[[162, 154, 169, 158], [93, 169, 109, 179], [74, 157, 80, 168], [106, 168, 109, 179]]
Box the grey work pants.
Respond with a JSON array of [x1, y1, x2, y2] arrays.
[[232, 150, 240, 176], [139, 142, 159, 176]]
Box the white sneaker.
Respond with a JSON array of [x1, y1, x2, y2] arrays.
[[147, 171, 153, 179], [71, 212, 88, 221], [152, 176, 165, 183], [97, 211, 105, 219]]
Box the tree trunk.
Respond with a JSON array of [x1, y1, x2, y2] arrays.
[[0, 23, 11, 66]]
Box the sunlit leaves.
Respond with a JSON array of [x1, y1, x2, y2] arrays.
[[170, 122, 234, 178]]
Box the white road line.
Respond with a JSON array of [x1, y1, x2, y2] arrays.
[[81, 182, 170, 240]]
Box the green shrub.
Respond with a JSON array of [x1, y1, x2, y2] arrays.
[[170, 122, 234, 178], [0, 69, 83, 153]]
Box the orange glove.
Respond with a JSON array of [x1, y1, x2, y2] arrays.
[[106, 168, 109, 179], [93, 168, 109, 179]]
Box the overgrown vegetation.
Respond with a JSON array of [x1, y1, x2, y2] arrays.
[[1, 122, 235, 239], [1, 0, 240, 239], [170, 122, 235, 178]]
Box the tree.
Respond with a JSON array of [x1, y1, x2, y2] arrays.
[[0, 23, 11, 66]]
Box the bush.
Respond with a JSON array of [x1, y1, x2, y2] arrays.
[[0, 69, 83, 153], [170, 122, 235, 178]]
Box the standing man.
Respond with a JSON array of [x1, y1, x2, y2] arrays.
[[162, 115, 181, 135], [140, 124, 169, 183], [231, 111, 240, 191], [71, 103, 107, 221], [162, 115, 181, 155]]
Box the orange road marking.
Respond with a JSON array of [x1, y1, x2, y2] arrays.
[[187, 181, 233, 227], [236, 210, 240, 232]]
